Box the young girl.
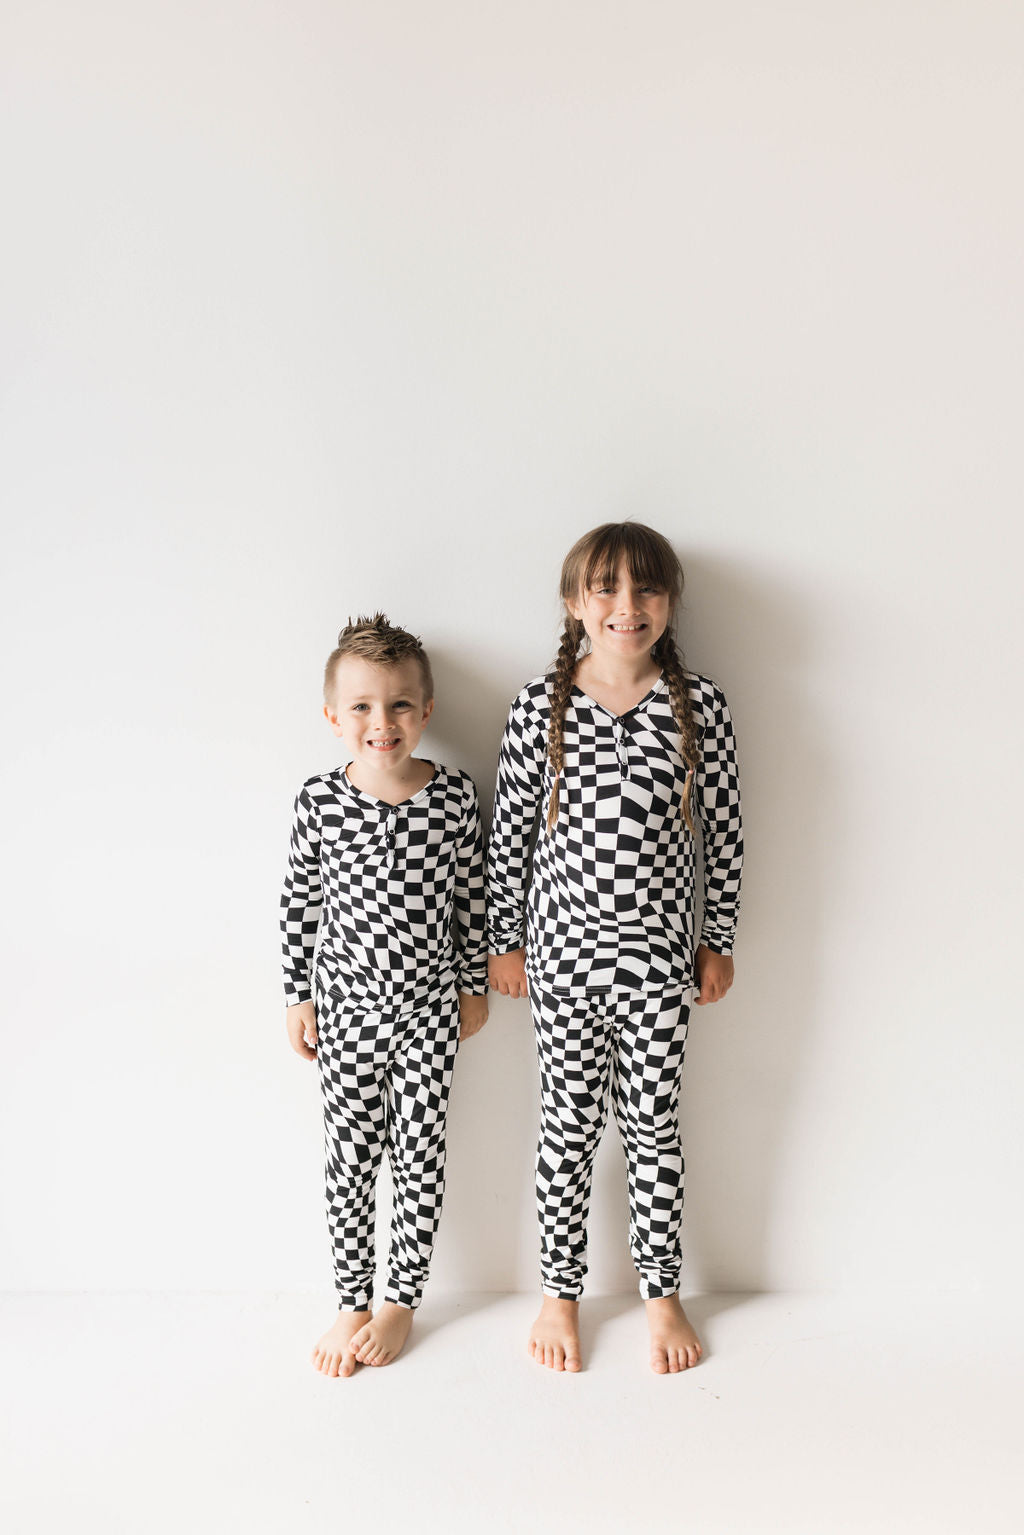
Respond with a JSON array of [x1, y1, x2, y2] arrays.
[[486, 522, 743, 1374]]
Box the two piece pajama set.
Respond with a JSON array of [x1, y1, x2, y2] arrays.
[[281, 670, 743, 1309], [487, 670, 743, 1301], [280, 764, 488, 1309]]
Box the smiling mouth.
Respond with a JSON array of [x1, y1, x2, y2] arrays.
[[608, 623, 647, 632], [368, 739, 401, 750]]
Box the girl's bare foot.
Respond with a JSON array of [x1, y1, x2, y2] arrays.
[[311, 1309, 372, 1377], [528, 1296, 582, 1372], [646, 1294, 702, 1373], [349, 1302, 414, 1366]]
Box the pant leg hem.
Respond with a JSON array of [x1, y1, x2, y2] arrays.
[[335, 1291, 373, 1311], [540, 1284, 582, 1301], [382, 1285, 422, 1309], [638, 1282, 680, 1301]]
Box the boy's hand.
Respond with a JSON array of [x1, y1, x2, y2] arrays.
[[694, 945, 734, 1006], [286, 1000, 318, 1059], [458, 991, 489, 1041], [488, 948, 529, 999]]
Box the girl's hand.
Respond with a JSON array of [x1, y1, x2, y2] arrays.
[[458, 991, 489, 1040], [694, 945, 734, 1006], [286, 1000, 318, 1058], [488, 948, 529, 999]]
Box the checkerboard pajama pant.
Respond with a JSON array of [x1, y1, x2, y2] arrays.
[[315, 981, 461, 1311], [530, 985, 693, 1301]]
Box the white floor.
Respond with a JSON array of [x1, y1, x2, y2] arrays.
[[1, 1290, 1019, 1535]]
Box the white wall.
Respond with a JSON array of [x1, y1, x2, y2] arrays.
[[3, 1, 1021, 1295]]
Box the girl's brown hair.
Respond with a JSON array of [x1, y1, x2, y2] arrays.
[[324, 612, 434, 705], [546, 522, 700, 835]]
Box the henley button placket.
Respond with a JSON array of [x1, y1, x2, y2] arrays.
[[613, 720, 630, 780], [379, 805, 398, 868]]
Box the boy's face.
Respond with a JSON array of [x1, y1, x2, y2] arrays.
[[567, 557, 671, 662], [324, 656, 434, 774]]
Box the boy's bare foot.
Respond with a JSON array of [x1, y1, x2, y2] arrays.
[[646, 1294, 702, 1373], [528, 1296, 582, 1372], [349, 1302, 414, 1366], [311, 1309, 372, 1377]]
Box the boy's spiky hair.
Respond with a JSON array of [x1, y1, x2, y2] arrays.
[[323, 612, 434, 704]]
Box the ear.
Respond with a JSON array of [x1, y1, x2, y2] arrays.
[[323, 702, 345, 739], [421, 697, 436, 725]]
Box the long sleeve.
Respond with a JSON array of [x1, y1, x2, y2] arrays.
[[486, 688, 548, 955], [453, 777, 489, 994], [695, 683, 744, 955], [280, 785, 323, 1005]]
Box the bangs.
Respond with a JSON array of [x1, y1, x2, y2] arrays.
[[580, 525, 679, 595]]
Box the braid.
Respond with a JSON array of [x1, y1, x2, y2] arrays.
[[545, 617, 584, 831], [652, 629, 701, 837]]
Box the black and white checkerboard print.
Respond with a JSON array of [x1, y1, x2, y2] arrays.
[[281, 762, 488, 1011], [315, 978, 461, 1309], [531, 984, 692, 1300], [486, 670, 743, 996]]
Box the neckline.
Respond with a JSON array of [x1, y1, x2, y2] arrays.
[[341, 759, 440, 809], [569, 673, 667, 721]]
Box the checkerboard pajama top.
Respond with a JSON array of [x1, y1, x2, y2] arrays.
[[280, 762, 489, 1013], [486, 671, 744, 994]]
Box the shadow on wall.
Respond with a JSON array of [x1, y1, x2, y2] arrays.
[[679, 547, 831, 1292], [419, 646, 547, 1293]]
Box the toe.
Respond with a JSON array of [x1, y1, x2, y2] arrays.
[[553, 1345, 565, 1371], [668, 1350, 680, 1373], [565, 1350, 582, 1373], [340, 1351, 356, 1377], [651, 1351, 668, 1374]]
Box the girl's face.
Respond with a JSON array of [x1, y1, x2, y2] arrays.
[[567, 558, 671, 662], [323, 655, 434, 775]]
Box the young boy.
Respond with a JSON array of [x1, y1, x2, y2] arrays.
[[281, 613, 489, 1376]]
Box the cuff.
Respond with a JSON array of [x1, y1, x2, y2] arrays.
[[488, 937, 525, 956], [698, 931, 734, 957]]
